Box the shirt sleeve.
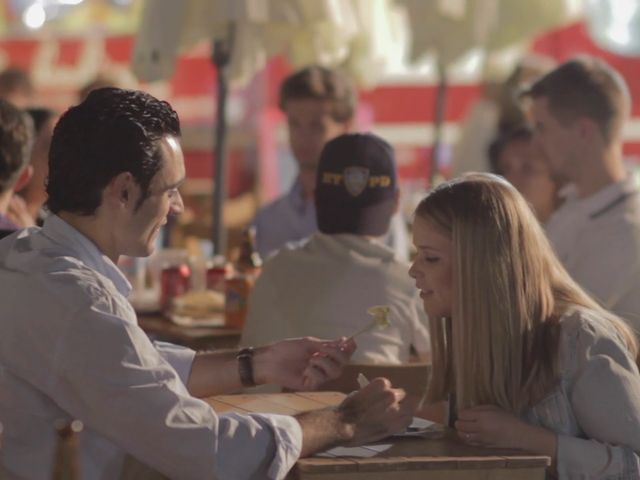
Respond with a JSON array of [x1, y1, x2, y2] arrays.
[[54, 307, 301, 480], [557, 323, 640, 478], [153, 340, 195, 386]]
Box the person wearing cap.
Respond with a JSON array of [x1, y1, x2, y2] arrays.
[[251, 65, 409, 261], [242, 133, 430, 365]]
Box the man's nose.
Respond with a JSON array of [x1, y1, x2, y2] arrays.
[[171, 191, 184, 215]]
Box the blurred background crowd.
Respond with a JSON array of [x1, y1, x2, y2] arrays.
[[1, 0, 640, 321]]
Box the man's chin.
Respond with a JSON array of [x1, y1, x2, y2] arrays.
[[124, 245, 155, 259]]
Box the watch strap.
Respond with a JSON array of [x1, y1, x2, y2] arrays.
[[237, 347, 256, 387]]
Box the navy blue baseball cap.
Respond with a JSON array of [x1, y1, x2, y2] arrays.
[[315, 133, 397, 236]]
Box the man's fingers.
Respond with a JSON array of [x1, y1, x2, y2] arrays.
[[357, 382, 406, 416], [342, 380, 413, 445], [316, 342, 354, 366], [307, 354, 342, 379], [301, 365, 329, 390], [301, 354, 347, 389], [381, 410, 412, 437]]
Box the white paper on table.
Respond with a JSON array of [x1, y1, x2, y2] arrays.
[[318, 443, 393, 458], [392, 416, 440, 437], [318, 418, 442, 458]]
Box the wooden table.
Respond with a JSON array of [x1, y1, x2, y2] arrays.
[[205, 392, 550, 479], [137, 313, 242, 350]]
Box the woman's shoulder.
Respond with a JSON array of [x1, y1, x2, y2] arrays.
[[557, 305, 637, 373], [558, 306, 610, 338]]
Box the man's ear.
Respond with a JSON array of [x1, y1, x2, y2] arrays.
[[576, 117, 599, 141], [105, 172, 137, 208], [14, 165, 33, 192]]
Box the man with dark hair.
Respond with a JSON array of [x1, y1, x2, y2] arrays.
[[252, 65, 409, 261], [523, 56, 640, 329], [242, 133, 430, 365], [487, 126, 561, 223], [0, 99, 33, 238], [0, 67, 34, 108], [0, 89, 410, 479]]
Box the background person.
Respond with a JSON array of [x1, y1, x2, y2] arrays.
[[242, 133, 430, 365], [0, 99, 33, 238], [410, 173, 640, 478], [13, 107, 57, 226], [0, 67, 34, 109], [524, 56, 640, 331], [252, 65, 409, 261], [488, 125, 562, 223]]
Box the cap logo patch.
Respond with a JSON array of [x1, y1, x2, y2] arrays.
[[344, 166, 370, 197]]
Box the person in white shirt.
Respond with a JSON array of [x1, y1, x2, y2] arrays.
[[523, 56, 640, 332], [411, 173, 640, 479], [242, 133, 430, 365], [0, 88, 412, 480], [252, 65, 409, 261]]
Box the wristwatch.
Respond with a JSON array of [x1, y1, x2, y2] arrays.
[[237, 347, 256, 387]]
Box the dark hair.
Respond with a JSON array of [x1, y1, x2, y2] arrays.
[[521, 56, 629, 144], [279, 66, 356, 122], [0, 68, 33, 99], [46, 88, 180, 215], [0, 99, 33, 193], [488, 126, 533, 175], [26, 107, 56, 135]]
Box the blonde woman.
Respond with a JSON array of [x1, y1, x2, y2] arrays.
[[409, 173, 640, 478]]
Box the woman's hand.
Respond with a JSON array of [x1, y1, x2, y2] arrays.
[[456, 405, 555, 453]]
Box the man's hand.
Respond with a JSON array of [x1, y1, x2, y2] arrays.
[[296, 377, 412, 457], [253, 337, 356, 391], [337, 378, 412, 446]]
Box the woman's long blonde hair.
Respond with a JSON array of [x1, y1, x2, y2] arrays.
[[417, 173, 638, 414]]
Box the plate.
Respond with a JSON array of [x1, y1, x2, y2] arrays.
[[170, 313, 225, 327]]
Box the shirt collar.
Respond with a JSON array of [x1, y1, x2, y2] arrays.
[[288, 178, 314, 215], [560, 176, 638, 218], [312, 232, 396, 260], [41, 215, 131, 296]]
